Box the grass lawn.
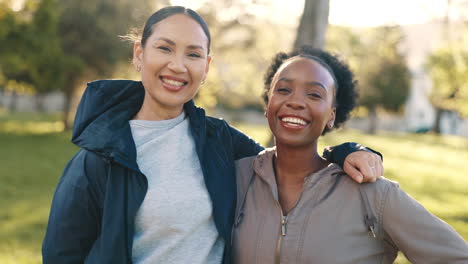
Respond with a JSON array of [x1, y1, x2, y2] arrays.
[[1, 112, 467, 263], [0, 112, 78, 263]]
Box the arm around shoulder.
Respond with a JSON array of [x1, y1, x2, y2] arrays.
[[382, 183, 468, 263], [42, 150, 106, 264], [226, 122, 264, 160], [323, 142, 382, 168]]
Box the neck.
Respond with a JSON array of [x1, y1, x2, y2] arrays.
[[133, 92, 184, 121], [274, 141, 328, 186]]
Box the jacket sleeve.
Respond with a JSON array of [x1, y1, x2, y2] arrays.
[[42, 150, 104, 264], [227, 124, 264, 160], [322, 142, 383, 168], [382, 183, 468, 263]]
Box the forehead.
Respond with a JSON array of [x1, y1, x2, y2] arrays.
[[274, 57, 336, 87], [276, 57, 333, 81], [149, 14, 208, 47]]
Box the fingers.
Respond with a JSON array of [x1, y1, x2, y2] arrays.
[[375, 162, 384, 179], [343, 162, 364, 183], [360, 162, 377, 183], [369, 152, 384, 179], [343, 150, 384, 184]]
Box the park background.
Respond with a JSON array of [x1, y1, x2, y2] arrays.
[[0, 0, 467, 263]]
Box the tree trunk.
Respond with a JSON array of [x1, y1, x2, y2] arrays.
[[35, 93, 46, 112], [9, 90, 18, 112], [293, 0, 330, 49], [432, 108, 443, 134], [61, 73, 82, 131], [367, 106, 378, 134], [62, 88, 73, 131], [0, 90, 4, 109]]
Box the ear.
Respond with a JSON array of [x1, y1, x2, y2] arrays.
[[133, 41, 143, 67], [202, 55, 212, 82], [328, 107, 336, 129]]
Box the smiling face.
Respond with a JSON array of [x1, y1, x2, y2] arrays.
[[133, 14, 211, 119], [266, 57, 337, 148]]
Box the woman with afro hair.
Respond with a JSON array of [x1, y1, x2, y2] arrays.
[[231, 46, 468, 263]]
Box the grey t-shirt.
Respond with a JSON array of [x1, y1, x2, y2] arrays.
[[130, 112, 224, 264]]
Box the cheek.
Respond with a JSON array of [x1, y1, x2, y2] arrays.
[[189, 85, 201, 96], [185, 57, 208, 72], [192, 62, 209, 79], [142, 55, 163, 72], [314, 104, 334, 124], [265, 100, 279, 130]]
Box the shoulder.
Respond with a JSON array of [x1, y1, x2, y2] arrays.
[[206, 115, 230, 130], [235, 148, 274, 177], [235, 155, 257, 195], [61, 149, 110, 190], [340, 172, 399, 195], [346, 176, 399, 210], [205, 116, 237, 139], [361, 177, 400, 212], [340, 174, 399, 210], [185, 101, 229, 132], [69, 148, 111, 169], [361, 177, 399, 194], [235, 155, 257, 170]]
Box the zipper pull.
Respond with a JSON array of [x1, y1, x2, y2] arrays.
[[281, 215, 287, 236], [235, 212, 244, 227], [369, 225, 376, 238]]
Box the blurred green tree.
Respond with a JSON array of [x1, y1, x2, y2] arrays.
[[28, 0, 69, 111], [0, 0, 152, 117], [0, 2, 34, 111], [426, 47, 468, 133], [196, 1, 283, 112], [56, 0, 153, 129], [359, 26, 410, 134], [326, 25, 365, 70], [328, 26, 410, 134], [425, 0, 468, 133]]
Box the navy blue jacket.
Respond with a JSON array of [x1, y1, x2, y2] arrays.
[[42, 80, 368, 264]]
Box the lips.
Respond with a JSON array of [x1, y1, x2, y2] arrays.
[[160, 75, 188, 91], [279, 115, 309, 128]]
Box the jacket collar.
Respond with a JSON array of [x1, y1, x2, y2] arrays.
[[71, 79, 206, 172], [252, 148, 279, 200], [185, 100, 206, 166], [253, 147, 344, 201]]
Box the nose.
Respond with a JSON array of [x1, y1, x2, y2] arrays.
[[286, 91, 306, 110], [167, 55, 187, 73]]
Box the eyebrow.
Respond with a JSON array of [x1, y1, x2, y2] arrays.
[[277, 77, 328, 91], [155, 37, 206, 51]]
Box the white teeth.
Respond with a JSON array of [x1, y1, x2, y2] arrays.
[[281, 117, 307, 125], [162, 78, 185, 86]]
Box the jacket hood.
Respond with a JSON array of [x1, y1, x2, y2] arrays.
[[71, 79, 205, 171]]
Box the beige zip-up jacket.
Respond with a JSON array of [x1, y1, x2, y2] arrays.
[[232, 148, 468, 264]]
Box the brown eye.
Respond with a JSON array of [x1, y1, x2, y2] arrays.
[[308, 93, 322, 99], [188, 53, 201, 58], [158, 46, 171, 52], [276, 87, 290, 94]]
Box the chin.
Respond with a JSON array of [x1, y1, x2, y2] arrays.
[[275, 134, 319, 148], [275, 139, 307, 148]]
